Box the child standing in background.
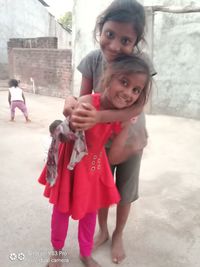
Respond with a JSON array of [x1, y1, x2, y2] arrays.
[[63, 0, 156, 264], [39, 55, 151, 267], [8, 79, 31, 122]]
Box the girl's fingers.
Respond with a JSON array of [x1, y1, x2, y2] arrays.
[[73, 107, 96, 117], [70, 103, 98, 130], [70, 122, 93, 131], [81, 102, 95, 110], [72, 109, 91, 117], [70, 117, 96, 130], [71, 115, 95, 123], [72, 103, 96, 116]]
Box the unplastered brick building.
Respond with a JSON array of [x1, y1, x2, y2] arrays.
[[0, 0, 72, 97]]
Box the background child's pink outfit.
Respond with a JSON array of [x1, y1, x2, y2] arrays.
[[9, 86, 28, 117], [38, 94, 121, 255], [10, 100, 28, 117]]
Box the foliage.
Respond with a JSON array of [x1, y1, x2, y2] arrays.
[[58, 11, 72, 30]]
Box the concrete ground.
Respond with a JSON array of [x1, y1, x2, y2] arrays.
[[0, 90, 200, 267]]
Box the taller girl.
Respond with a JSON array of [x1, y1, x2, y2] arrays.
[[64, 0, 156, 264]]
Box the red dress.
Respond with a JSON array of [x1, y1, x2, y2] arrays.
[[38, 94, 121, 220]]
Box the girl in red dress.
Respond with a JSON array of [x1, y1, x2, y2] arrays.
[[38, 55, 151, 267]]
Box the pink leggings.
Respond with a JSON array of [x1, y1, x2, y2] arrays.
[[10, 101, 28, 117], [51, 206, 97, 257]]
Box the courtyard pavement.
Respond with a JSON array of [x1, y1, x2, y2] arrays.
[[0, 90, 200, 267]]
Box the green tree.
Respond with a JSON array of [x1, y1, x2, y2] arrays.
[[58, 11, 72, 30]]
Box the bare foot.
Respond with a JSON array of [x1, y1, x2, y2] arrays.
[[111, 231, 126, 264], [26, 119, 31, 123], [80, 256, 101, 267], [9, 119, 15, 122], [46, 251, 69, 267], [93, 230, 109, 251]]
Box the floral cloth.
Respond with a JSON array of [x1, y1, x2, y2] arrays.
[[46, 119, 88, 186]]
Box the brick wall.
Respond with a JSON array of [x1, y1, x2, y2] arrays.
[[7, 37, 72, 98], [7, 37, 58, 49], [8, 48, 72, 98]]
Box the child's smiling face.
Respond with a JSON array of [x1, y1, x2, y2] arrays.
[[105, 72, 147, 109], [100, 21, 137, 62]]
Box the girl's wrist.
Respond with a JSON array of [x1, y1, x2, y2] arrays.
[[96, 111, 102, 123]]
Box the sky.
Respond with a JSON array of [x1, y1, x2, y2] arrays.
[[45, 0, 73, 18]]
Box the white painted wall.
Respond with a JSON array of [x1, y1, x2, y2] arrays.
[[148, 0, 200, 119], [152, 9, 200, 119], [0, 0, 71, 64], [72, 0, 112, 95]]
